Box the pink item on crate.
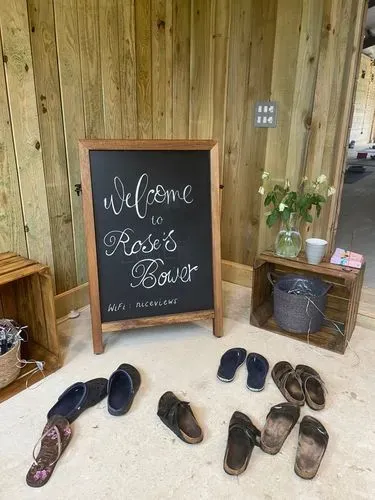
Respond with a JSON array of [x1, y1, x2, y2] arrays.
[[330, 248, 364, 269]]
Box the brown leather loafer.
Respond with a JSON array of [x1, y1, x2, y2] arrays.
[[295, 365, 325, 410], [272, 361, 305, 406]]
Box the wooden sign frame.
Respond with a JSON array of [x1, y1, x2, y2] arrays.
[[79, 139, 223, 354]]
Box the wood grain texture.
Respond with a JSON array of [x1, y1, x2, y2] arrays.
[[221, 0, 253, 262], [28, 0, 76, 293], [0, 0, 54, 277], [189, 0, 214, 138], [54, 0, 87, 285], [210, 143, 223, 337], [78, 0, 104, 138], [258, 0, 304, 254], [172, 0, 190, 138], [102, 310, 214, 333], [241, 0, 277, 263], [151, 0, 173, 138], [135, 0, 153, 138], [118, 0, 138, 138], [285, 0, 323, 183], [0, 37, 27, 256], [79, 141, 103, 354], [212, 0, 231, 180], [99, 0, 122, 138]]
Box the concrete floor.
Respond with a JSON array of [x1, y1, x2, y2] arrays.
[[1, 282, 375, 500], [336, 165, 375, 287]]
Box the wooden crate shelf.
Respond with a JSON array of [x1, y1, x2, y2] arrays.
[[0, 252, 61, 403], [250, 251, 365, 354]]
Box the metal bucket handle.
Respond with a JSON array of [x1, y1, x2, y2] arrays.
[[267, 272, 278, 286]]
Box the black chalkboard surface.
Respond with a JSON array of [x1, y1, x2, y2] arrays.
[[80, 140, 223, 354]]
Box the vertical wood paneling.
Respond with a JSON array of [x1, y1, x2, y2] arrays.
[[0, 0, 366, 289], [244, 0, 277, 262], [99, 0, 122, 138], [135, 0, 153, 138], [212, 0, 231, 180], [0, 38, 27, 256], [258, 0, 304, 253], [304, 0, 341, 184], [0, 0, 54, 276], [172, 0, 190, 138], [28, 0, 76, 293], [78, 0, 104, 138], [221, 1, 253, 261], [118, 0, 138, 138], [189, 0, 214, 138], [54, 0, 87, 284], [151, 0, 173, 138], [285, 0, 323, 183]]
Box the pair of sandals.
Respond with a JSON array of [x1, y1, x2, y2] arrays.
[[272, 361, 326, 410], [224, 403, 329, 480], [217, 348, 269, 391], [27, 364, 140, 487]]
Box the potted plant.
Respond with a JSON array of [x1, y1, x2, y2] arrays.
[[258, 173, 336, 258]]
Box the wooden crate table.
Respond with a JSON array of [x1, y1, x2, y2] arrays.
[[250, 251, 365, 354], [0, 252, 60, 403]]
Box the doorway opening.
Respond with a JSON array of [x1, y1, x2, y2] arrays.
[[335, 4, 375, 288]]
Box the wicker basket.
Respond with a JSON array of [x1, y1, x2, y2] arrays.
[[0, 341, 20, 389]]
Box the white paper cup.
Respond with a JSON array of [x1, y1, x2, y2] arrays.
[[305, 238, 328, 265]]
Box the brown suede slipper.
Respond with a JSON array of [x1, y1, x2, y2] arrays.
[[26, 415, 72, 487], [157, 391, 203, 444], [272, 361, 305, 406], [295, 416, 329, 480], [295, 365, 326, 410], [261, 402, 300, 455]]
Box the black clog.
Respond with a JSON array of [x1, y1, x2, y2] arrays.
[[47, 378, 108, 423], [107, 364, 141, 416]]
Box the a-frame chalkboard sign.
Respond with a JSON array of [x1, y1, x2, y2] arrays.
[[79, 140, 223, 354]]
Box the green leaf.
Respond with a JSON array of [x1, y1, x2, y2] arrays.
[[264, 192, 273, 207], [282, 208, 291, 222], [266, 210, 280, 228]]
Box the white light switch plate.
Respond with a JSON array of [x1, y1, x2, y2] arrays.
[[254, 101, 277, 128]]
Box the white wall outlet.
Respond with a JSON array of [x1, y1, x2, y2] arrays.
[[254, 101, 277, 128]]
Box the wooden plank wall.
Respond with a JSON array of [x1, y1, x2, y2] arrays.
[[0, 0, 366, 293], [349, 54, 375, 145]]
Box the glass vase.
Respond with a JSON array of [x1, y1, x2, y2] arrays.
[[275, 212, 302, 258]]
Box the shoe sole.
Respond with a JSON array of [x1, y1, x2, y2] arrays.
[[217, 359, 245, 383], [246, 384, 265, 392]]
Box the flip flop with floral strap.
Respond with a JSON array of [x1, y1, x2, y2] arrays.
[[26, 415, 72, 487]]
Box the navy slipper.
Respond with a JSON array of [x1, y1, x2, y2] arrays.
[[107, 363, 141, 416], [47, 378, 108, 423], [246, 353, 269, 391], [217, 348, 247, 382]]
